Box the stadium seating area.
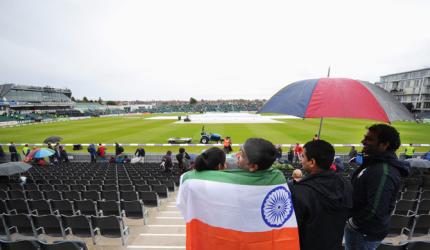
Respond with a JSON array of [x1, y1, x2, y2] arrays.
[[0, 162, 179, 248], [0, 160, 428, 248], [136, 101, 264, 113]]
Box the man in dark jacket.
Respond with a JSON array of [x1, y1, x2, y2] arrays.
[[8, 142, 19, 162], [115, 143, 124, 156], [345, 124, 410, 250], [289, 140, 352, 250]]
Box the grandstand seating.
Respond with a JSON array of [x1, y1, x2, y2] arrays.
[[0, 239, 88, 250], [0, 162, 176, 246]]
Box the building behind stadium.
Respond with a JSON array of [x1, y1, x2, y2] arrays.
[[376, 68, 430, 116]]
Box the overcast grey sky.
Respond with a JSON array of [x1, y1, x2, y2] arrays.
[[0, 0, 429, 101]]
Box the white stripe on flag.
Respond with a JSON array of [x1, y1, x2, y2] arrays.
[[177, 179, 297, 232]]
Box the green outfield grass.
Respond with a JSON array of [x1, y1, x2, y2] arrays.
[[1, 114, 429, 154]]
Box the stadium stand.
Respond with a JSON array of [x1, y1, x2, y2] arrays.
[[0, 84, 73, 114], [0, 162, 176, 246]]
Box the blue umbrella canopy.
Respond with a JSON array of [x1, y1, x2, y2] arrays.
[[33, 148, 55, 158]]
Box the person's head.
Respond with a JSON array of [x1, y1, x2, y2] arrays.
[[25, 144, 28, 147], [166, 150, 172, 156], [362, 124, 401, 155], [301, 140, 335, 173], [351, 146, 355, 150], [179, 148, 185, 154], [99, 143, 102, 146], [410, 143, 413, 146], [237, 138, 277, 172], [292, 169, 303, 181], [194, 147, 226, 171]]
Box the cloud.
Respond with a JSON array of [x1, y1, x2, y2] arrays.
[[0, 0, 429, 100]]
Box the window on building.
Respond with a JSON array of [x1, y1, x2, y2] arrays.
[[424, 102, 430, 109]]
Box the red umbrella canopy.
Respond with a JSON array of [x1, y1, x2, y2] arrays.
[[259, 78, 414, 123]]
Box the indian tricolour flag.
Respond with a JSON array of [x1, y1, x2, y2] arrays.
[[177, 168, 300, 250]]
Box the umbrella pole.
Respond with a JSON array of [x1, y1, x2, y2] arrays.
[[317, 117, 324, 138]]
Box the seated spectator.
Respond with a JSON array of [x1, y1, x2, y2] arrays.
[[115, 154, 125, 163], [290, 169, 303, 183], [36, 158, 46, 166], [109, 156, 116, 163], [194, 147, 226, 172], [123, 155, 131, 163]]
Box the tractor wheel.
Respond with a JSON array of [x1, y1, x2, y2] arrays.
[[200, 137, 209, 144]]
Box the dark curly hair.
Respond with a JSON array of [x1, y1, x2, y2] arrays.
[[367, 124, 401, 152]]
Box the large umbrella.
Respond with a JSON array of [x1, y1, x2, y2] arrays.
[[0, 162, 32, 176], [405, 158, 430, 169], [44, 136, 63, 144], [259, 78, 414, 136]]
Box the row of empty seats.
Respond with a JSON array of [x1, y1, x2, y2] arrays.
[[393, 199, 430, 216], [1, 187, 166, 201], [1, 198, 149, 220], [0, 239, 88, 250], [386, 214, 430, 240], [0, 213, 128, 245]]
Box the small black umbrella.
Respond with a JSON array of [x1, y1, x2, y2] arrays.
[[0, 162, 32, 176], [43, 136, 63, 144]]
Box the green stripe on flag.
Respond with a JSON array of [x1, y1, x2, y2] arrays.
[[181, 168, 286, 186]]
